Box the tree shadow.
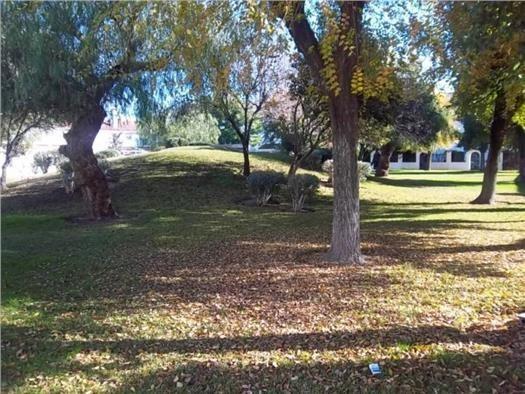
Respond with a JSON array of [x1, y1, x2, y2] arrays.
[[3, 321, 523, 392]]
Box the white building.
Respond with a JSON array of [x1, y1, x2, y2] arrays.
[[4, 117, 141, 183], [371, 143, 503, 171]]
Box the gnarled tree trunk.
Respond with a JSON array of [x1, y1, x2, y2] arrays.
[[60, 105, 116, 218], [472, 92, 507, 204], [375, 142, 395, 177]]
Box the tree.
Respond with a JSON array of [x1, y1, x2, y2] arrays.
[[458, 115, 489, 170], [515, 125, 525, 183], [268, 2, 369, 263], [358, 70, 448, 177], [6, 2, 207, 218], [264, 58, 330, 177], [435, 2, 525, 204], [1, 2, 57, 190], [198, 8, 285, 177]]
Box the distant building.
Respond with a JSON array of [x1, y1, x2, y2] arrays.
[[4, 117, 141, 183], [369, 143, 505, 171]]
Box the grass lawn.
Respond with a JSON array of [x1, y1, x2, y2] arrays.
[[2, 147, 524, 393]]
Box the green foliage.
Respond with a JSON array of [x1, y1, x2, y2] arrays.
[[459, 115, 489, 151], [287, 174, 319, 212], [360, 72, 449, 151], [166, 113, 220, 147], [434, 2, 525, 123], [32, 151, 56, 174], [140, 111, 220, 148], [95, 150, 120, 159], [246, 170, 286, 206]]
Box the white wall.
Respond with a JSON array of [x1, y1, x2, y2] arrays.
[[369, 149, 503, 171]]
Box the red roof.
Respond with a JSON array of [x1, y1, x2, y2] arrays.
[[100, 118, 137, 133]]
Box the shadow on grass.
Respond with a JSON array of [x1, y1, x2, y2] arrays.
[[3, 321, 523, 392], [114, 349, 524, 393]]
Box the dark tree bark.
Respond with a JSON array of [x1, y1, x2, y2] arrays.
[[375, 142, 395, 177], [328, 94, 362, 263], [480, 143, 488, 170], [424, 151, 432, 170], [472, 92, 507, 204], [241, 138, 251, 177], [288, 156, 301, 177], [279, 1, 364, 263], [517, 128, 525, 183], [60, 105, 116, 218]]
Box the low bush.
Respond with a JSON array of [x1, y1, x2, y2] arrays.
[[287, 174, 319, 212], [95, 149, 120, 159], [32, 151, 58, 174], [57, 160, 75, 194], [322, 160, 372, 184], [246, 171, 286, 206]]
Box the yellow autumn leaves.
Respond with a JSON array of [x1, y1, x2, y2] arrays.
[[350, 66, 395, 100]]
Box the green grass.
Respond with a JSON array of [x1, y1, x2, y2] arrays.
[[2, 146, 524, 393]]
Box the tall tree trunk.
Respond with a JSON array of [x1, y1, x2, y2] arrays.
[[375, 142, 395, 177], [426, 151, 432, 170], [472, 93, 507, 204], [517, 129, 525, 183], [480, 143, 488, 170], [279, 1, 364, 263], [60, 105, 116, 218], [1, 160, 8, 191], [241, 139, 250, 177], [327, 96, 362, 263]]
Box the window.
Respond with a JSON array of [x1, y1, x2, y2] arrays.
[[390, 151, 400, 162], [451, 151, 465, 162], [402, 151, 416, 162], [432, 152, 446, 162]]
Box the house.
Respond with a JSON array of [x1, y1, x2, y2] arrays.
[[94, 116, 141, 153], [4, 116, 141, 183], [369, 143, 504, 171]]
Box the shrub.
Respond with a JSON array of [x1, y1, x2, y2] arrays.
[[246, 170, 286, 206], [358, 161, 372, 180], [300, 150, 324, 171], [321, 159, 334, 184], [322, 160, 372, 183], [95, 149, 120, 159], [57, 160, 75, 194], [287, 174, 319, 212], [32, 151, 57, 174]]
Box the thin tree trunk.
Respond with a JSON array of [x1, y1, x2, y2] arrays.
[[1, 160, 8, 191], [241, 139, 250, 177], [517, 129, 525, 183], [426, 151, 432, 170], [480, 143, 488, 170], [327, 96, 362, 264], [60, 105, 116, 218], [472, 93, 507, 204], [375, 142, 395, 177], [288, 159, 299, 177]]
